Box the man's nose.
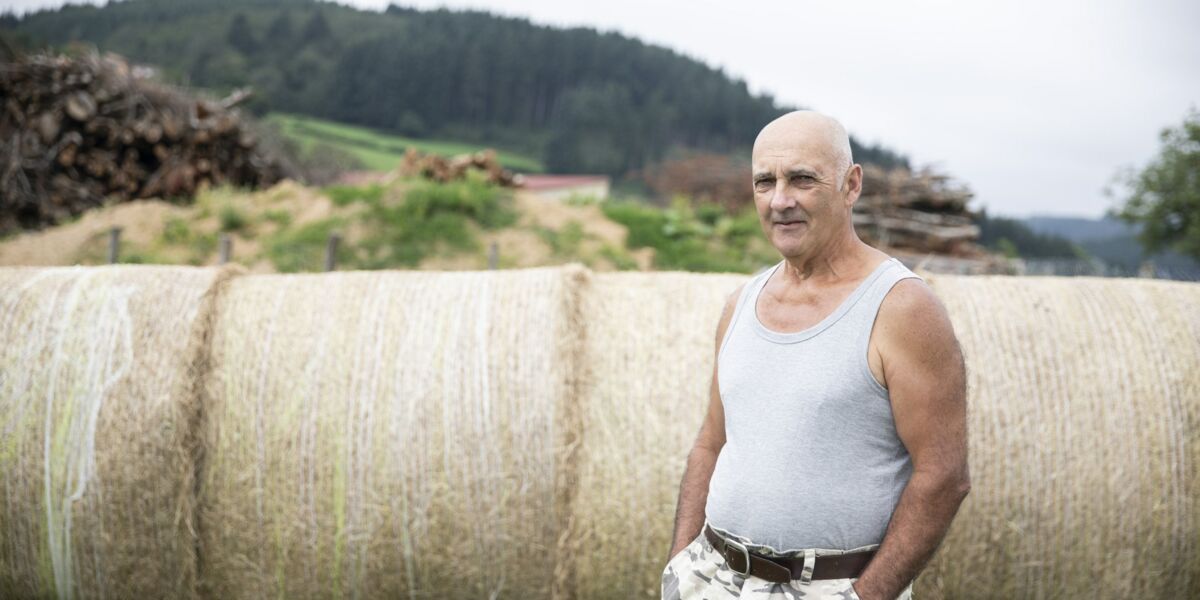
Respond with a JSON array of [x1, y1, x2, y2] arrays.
[[769, 182, 796, 212]]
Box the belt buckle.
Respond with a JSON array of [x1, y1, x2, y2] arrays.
[[723, 537, 753, 577]]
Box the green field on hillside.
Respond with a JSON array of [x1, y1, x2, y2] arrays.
[[265, 113, 544, 173]]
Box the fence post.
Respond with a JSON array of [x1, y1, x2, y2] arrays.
[[218, 233, 232, 264], [325, 232, 341, 272], [107, 226, 121, 264], [488, 242, 498, 270]]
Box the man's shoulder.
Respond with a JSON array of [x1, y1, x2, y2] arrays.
[[875, 276, 958, 357]]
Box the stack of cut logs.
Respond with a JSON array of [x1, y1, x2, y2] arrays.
[[0, 50, 287, 235], [397, 148, 520, 186], [853, 164, 983, 257]]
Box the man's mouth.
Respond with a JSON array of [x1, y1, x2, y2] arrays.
[[774, 219, 806, 227]]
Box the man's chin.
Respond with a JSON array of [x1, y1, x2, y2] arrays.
[[769, 235, 809, 257]]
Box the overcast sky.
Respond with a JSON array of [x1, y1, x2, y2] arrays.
[[8, 0, 1200, 218]]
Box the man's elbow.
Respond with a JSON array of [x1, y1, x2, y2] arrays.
[[916, 463, 971, 502], [948, 462, 972, 502], [953, 472, 971, 501], [690, 437, 724, 459]]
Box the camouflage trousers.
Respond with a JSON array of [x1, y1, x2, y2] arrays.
[[661, 524, 914, 600]]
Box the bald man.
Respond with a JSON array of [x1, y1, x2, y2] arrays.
[[661, 111, 970, 600]]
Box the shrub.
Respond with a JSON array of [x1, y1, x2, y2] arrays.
[[265, 217, 347, 273], [218, 204, 249, 232]]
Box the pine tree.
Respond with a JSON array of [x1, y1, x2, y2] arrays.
[[226, 13, 258, 55]]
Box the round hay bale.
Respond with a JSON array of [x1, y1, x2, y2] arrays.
[[572, 271, 748, 599], [197, 266, 587, 599], [568, 271, 1198, 599], [917, 274, 1200, 599], [0, 264, 241, 600]]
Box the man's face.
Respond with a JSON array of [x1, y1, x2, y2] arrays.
[[751, 139, 849, 259]]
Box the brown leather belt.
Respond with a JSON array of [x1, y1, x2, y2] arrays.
[[703, 524, 875, 584]]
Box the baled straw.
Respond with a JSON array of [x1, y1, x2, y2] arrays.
[[197, 266, 587, 599], [0, 264, 242, 600], [916, 274, 1199, 599], [572, 271, 748, 599]]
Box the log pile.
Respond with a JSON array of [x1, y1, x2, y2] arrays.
[[396, 147, 520, 186], [0, 50, 288, 235], [853, 164, 984, 257]]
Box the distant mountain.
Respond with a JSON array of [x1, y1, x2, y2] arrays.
[[1022, 215, 1199, 271], [1022, 215, 1136, 242], [2, 0, 911, 177]]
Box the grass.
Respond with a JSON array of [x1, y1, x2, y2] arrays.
[[249, 176, 519, 271], [602, 198, 776, 273], [266, 113, 544, 173], [353, 175, 516, 268], [321, 184, 385, 207], [20, 174, 777, 274], [598, 244, 639, 270], [218, 204, 249, 233], [265, 217, 350, 273], [537, 221, 586, 259]]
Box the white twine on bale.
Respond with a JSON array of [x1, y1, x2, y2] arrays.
[[2, 264, 240, 600], [13, 270, 135, 600], [198, 267, 578, 599], [34, 270, 135, 600]]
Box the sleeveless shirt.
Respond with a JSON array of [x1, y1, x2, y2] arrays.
[[704, 256, 923, 552]]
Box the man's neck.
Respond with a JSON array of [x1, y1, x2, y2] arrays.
[[779, 235, 875, 286]]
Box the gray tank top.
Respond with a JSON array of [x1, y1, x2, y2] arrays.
[[704, 256, 922, 552]]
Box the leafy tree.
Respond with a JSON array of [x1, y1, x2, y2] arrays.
[[1110, 108, 1200, 260]]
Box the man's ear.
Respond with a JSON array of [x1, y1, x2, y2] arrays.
[[843, 164, 863, 206]]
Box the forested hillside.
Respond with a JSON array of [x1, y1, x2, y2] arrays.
[[2, 0, 909, 176]]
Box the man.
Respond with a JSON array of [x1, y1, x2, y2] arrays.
[[661, 111, 971, 600]]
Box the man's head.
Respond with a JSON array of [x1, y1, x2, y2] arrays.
[[751, 110, 863, 260]]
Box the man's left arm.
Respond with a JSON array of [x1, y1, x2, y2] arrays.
[[851, 279, 971, 600]]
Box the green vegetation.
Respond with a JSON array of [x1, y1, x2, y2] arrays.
[[353, 176, 515, 268], [153, 216, 218, 265], [1110, 108, 1200, 261], [321, 183, 384, 207], [265, 216, 348, 273], [118, 248, 171, 264], [262, 209, 293, 227], [603, 197, 776, 272], [4, 0, 908, 176], [268, 113, 543, 173], [218, 203, 249, 232], [537, 221, 586, 260], [265, 174, 518, 271], [598, 244, 639, 270]]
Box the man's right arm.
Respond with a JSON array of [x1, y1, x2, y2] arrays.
[[666, 283, 743, 561]]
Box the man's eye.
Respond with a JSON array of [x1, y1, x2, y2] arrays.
[[754, 180, 773, 189], [792, 175, 814, 183]]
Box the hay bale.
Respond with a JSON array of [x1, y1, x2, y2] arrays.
[[572, 271, 748, 599], [197, 266, 587, 599], [916, 274, 1200, 599], [567, 271, 1198, 599], [0, 264, 241, 600]]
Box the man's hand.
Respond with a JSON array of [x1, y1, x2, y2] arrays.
[[851, 279, 971, 600]]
